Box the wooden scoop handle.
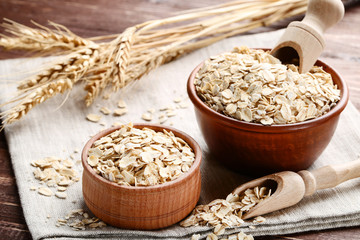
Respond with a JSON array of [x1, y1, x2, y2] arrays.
[[302, 0, 344, 36], [271, 0, 344, 73], [298, 159, 360, 196]]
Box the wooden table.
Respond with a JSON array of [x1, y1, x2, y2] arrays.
[[0, 1, 359, 239]]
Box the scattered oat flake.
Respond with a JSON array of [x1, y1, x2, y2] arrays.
[[57, 208, 106, 230], [142, 113, 153, 121], [166, 110, 177, 117], [57, 186, 67, 192], [159, 105, 173, 111], [86, 114, 102, 123], [58, 179, 72, 186], [55, 191, 67, 199], [179, 102, 188, 109], [38, 187, 53, 197], [117, 99, 127, 108], [114, 108, 128, 116], [100, 106, 111, 115], [173, 97, 182, 103], [253, 216, 266, 224], [146, 108, 155, 114], [159, 115, 168, 124], [30, 186, 36, 191]]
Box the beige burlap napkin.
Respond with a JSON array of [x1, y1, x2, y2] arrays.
[[1, 30, 360, 240]]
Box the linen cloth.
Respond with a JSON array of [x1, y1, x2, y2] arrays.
[[1, 30, 360, 240]]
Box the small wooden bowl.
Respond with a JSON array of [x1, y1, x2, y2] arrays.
[[81, 124, 202, 230], [187, 57, 348, 176]]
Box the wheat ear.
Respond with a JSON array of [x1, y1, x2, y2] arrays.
[[0, 19, 92, 54], [111, 26, 137, 91], [1, 45, 99, 125]]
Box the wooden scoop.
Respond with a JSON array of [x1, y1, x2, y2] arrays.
[[233, 160, 360, 220], [271, 0, 344, 73]]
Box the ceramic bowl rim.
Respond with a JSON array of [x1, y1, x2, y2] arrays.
[[82, 123, 202, 192], [187, 52, 349, 133]]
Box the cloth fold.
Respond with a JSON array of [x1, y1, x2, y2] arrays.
[[1, 29, 360, 240]]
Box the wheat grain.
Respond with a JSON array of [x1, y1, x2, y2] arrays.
[[1, 45, 99, 125], [0, 19, 92, 54], [83, 73, 108, 106], [111, 26, 137, 91]]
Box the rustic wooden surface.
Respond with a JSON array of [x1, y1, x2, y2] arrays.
[[0, 0, 360, 239]]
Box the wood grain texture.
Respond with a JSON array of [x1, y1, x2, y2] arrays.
[[0, 0, 360, 239]]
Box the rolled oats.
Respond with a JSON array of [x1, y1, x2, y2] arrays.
[[142, 112, 153, 121], [31, 157, 78, 197], [113, 108, 128, 116], [194, 46, 340, 125], [174, 97, 182, 103], [100, 106, 111, 115], [181, 186, 270, 236], [117, 99, 127, 108], [179, 102, 189, 109], [86, 113, 102, 123], [55, 191, 67, 199], [57, 208, 106, 230], [253, 216, 266, 224], [87, 123, 195, 187], [158, 114, 168, 124], [38, 187, 53, 197]]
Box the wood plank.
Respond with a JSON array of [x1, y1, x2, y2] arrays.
[[0, 132, 31, 239]]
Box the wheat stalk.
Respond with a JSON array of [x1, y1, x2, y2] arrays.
[[0, 19, 92, 55], [0, 45, 99, 126], [0, 0, 308, 127]]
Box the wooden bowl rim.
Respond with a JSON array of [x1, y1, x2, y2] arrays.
[[82, 123, 202, 191], [187, 50, 349, 133]]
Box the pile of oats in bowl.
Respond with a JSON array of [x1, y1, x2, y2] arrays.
[[87, 123, 195, 186], [194, 46, 341, 125]]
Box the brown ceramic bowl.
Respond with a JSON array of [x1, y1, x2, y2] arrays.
[[81, 123, 202, 230], [187, 56, 348, 176]]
